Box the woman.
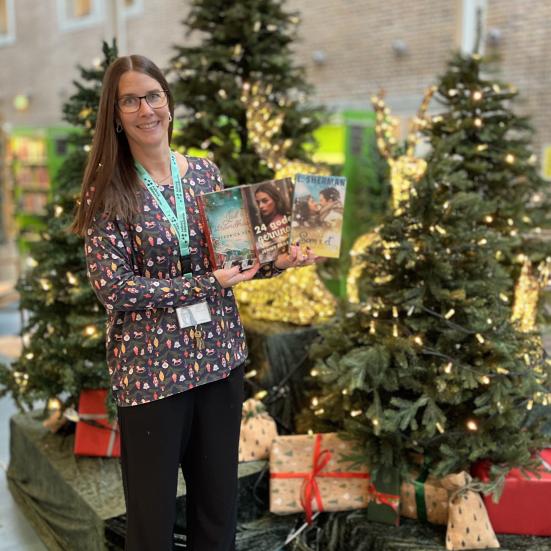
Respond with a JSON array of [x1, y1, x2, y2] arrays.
[[318, 187, 344, 228], [292, 194, 320, 228], [71, 55, 316, 551], [254, 183, 288, 229]]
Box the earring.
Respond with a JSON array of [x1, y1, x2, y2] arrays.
[[168, 113, 173, 122], [116, 122, 123, 133]]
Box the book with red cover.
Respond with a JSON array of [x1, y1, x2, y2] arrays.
[[198, 178, 293, 269]]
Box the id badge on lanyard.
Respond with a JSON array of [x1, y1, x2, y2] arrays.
[[135, 152, 212, 334]]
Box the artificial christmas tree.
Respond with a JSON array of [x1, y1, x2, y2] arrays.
[[169, 0, 325, 186], [0, 42, 118, 410], [301, 51, 551, 491], [426, 52, 551, 289]]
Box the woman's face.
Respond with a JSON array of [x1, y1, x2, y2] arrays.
[[307, 196, 320, 213], [117, 70, 170, 151], [256, 191, 276, 217]]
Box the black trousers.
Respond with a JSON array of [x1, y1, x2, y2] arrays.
[[117, 364, 244, 551]]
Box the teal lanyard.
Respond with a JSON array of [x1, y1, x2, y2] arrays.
[[135, 152, 191, 274]]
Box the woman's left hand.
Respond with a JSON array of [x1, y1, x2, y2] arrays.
[[274, 244, 322, 270]]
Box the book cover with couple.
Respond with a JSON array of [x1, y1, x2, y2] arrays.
[[198, 174, 347, 269], [289, 173, 347, 258]]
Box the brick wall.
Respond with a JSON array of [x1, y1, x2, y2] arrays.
[[0, 0, 549, 153]]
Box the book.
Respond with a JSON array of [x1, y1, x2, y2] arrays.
[[198, 178, 293, 270], [289, 173, 347, 258]]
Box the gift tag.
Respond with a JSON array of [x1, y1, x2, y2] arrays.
[[176, 301, 212, 329]]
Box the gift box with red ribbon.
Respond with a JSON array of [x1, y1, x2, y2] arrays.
[[270, 433, 399, 524], [74, 389, 120, 458], [472, 449, 551, 536]]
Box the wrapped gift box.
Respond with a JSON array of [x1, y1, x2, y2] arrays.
[[74, 389, 120, 458], [472, 449, 551, 536], [400, 470, 449, 525], [238, 398, 278, 462], [367, 466, 401, 525], [270, 433, 398, 523]]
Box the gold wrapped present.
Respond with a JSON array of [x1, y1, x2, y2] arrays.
[[238, 399, 278, 462], [270, 433, 391, 523]]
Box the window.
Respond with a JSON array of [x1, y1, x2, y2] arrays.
[[57, 0, 102, 32], [460, 0, 488, 55], [0, 0, 15, 47]]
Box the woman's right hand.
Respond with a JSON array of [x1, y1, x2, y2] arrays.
[[213, 262, 260, 288]]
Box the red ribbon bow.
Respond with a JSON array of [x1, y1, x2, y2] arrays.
[[368, 482, 400, 515], [271, 434, 371, 524]]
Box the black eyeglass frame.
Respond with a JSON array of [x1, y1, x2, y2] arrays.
[[116, 90, 169, 113]]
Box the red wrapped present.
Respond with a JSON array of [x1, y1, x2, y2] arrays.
[[73, 389, 120, 458], [472, 449, 551, 536]]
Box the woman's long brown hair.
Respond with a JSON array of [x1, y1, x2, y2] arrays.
[[71, 55, 174, 236]]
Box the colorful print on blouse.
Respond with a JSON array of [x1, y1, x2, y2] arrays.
[[85, 157, 278, 407]]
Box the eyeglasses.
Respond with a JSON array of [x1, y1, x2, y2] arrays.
[[116, 90, 169, 113]]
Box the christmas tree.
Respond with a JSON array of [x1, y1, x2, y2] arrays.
[[302, 52, 551, 488], [0, 42, 118, 410], [169, 0, 325, 185], [429, 52, 551, 283]]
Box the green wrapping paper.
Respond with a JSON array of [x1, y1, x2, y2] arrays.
[[366, 467, 401, 525]]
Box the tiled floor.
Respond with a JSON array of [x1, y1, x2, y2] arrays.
[[0, 298, 48, 551]]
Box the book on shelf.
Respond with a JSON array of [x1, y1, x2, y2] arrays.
[[289, 173, 347, 258], [197, 178, 293, 270]]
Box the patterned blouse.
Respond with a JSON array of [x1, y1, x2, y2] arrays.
[[85, 156, 280, 407]]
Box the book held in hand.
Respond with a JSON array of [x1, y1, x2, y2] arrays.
[[290, 174, 347, 258], [197, 178, 293, 269]]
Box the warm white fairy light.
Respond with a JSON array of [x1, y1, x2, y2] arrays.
[[505, 153, 515, 164], [476, 333, 485, 344], [254, 390, 268, 400], [66, 272, 78, 285], [413, 336, 423, 346], [436, 422, 445, 433], [84, 325, 98, 337], [444, 309, 455, 319], [311, 397, 319, 407], [39, 278, 52, 291], [310, 368, 319, 377], [245, 369, 257, 379], [25, 352, 34, 360], [350, 410, 362, 417], [466, 420, 478, 431], [472, 90, 483, 101], [484, 215, 493, 223], [480, 375, 490, 385], [444, 362, 453, 374], [47, 397, 62, 411], [474, 118, 483, 128], [54, 205, 64, 217]]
